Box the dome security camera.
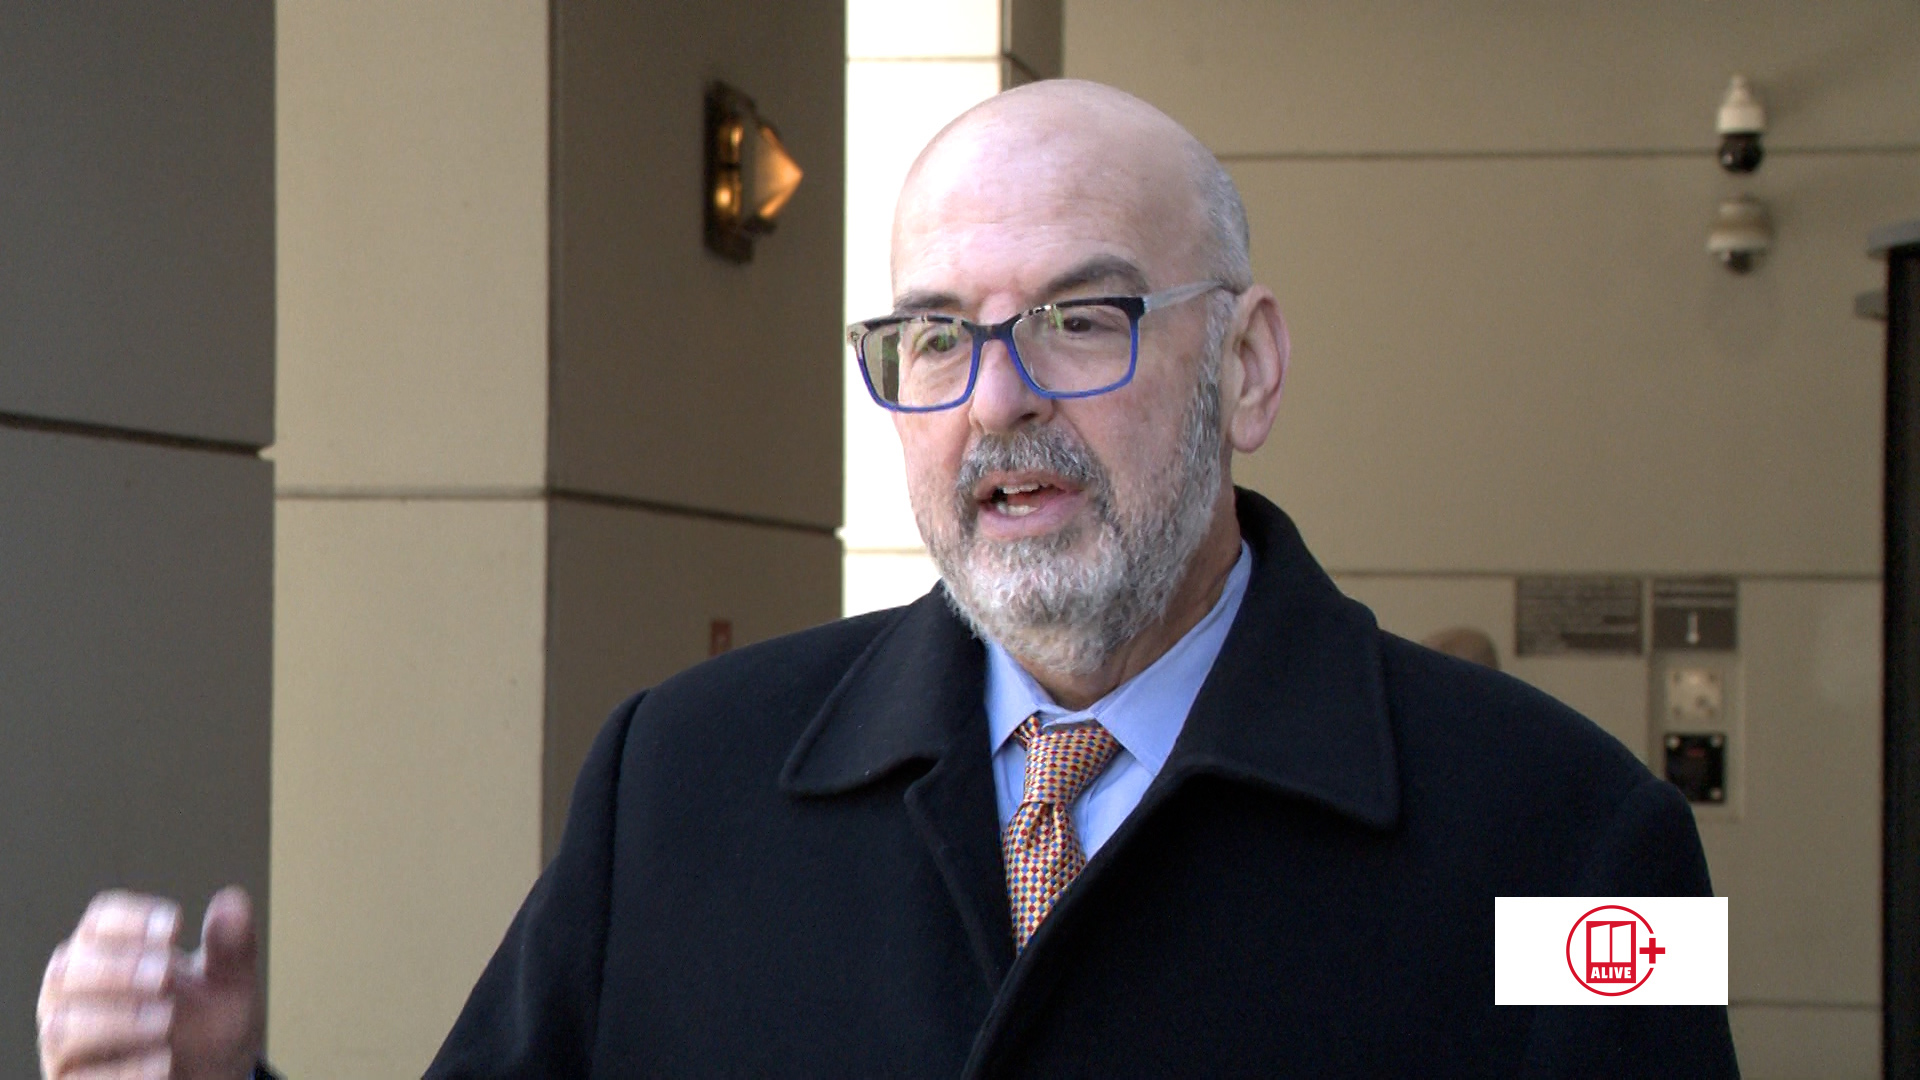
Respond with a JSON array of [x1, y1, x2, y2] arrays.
[[1716, 75, 1765, 174]]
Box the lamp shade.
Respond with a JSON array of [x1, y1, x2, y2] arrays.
[[744, 122, 803, 225], [706, 82, 804, 263]]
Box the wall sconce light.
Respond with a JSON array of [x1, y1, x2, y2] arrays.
[[705, 82, 804, 263], [1716, 75, 1766, 174], [1707, 194, 1772, 273]]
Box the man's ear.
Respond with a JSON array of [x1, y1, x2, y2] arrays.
[[1220, 286, 1288, 454]]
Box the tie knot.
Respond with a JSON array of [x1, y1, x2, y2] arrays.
[[1014, 715, 1120, 808]]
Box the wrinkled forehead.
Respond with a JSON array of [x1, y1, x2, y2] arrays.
[[890, 119, 1206, 307]]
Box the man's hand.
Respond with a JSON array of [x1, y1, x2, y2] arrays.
[[38, 887, 264, 1080]]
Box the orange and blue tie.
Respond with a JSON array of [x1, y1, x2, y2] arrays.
[[1003, 714, 1121, 950]]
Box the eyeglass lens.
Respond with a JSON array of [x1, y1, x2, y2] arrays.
[[860, 303, 1134, 409]]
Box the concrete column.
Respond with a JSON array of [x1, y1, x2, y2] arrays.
[[272, 4, 552, 1074], [542, 0, 846, 857], [272, 1, 844, 1075]]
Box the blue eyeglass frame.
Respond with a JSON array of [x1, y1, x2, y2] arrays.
[[847, 280, 1232, 413]]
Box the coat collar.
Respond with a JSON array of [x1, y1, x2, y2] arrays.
[[778, 581, 985, 796], [778, 577, 1014, 985], [779, 486, 1399, 829], [1161, 487, 1399, 828]]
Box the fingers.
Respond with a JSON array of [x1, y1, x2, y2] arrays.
[[44, 944, 174, 1001], [75, 892, 180, 951], [46, 892, 182, 1006], [39, 892, 184, 1080], [197, 886, 257, 986], [38, 888, 260, 1080], [40, 1000, 172, 1073], [56, 1047, 172, 1080]]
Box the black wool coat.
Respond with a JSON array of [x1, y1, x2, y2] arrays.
[[425, 489, 1739, 1078]]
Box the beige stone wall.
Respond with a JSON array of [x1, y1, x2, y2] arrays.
[[272, 1, 844, 1075], [272, 3, 552, 1075], [1065, 2, 1918, 1075], [544, 0, 846, 850], [271, 499, 548, 1075]]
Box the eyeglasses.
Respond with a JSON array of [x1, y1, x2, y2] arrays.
[[847, 280, 1232, 412]]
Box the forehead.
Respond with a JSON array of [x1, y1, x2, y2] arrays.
[[891, 124, 1198, 307]]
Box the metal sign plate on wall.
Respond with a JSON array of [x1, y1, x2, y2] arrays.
[[1650, 577, 1738, 651], [1515, 576, 1645, 657]]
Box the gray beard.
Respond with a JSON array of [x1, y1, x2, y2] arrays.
[[918, 361, 1225, 678]]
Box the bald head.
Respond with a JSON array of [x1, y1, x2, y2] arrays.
[[877, 82, 1290, 700], [892, 80, 1250, 299]]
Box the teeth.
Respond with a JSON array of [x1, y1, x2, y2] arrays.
[[1000, 503, 1036, 517], [995, 482, 1045, 496]]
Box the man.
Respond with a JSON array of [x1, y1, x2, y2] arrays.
[[37, 80, 1738, 1078]]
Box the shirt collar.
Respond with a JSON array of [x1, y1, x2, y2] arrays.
[[985, 541, 1254, 776]]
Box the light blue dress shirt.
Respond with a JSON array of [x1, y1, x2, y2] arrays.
[[985, 542, 1253, 856]]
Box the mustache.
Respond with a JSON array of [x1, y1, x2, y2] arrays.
[[951, 426, 1110, 515]]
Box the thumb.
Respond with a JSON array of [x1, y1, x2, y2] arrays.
[[197, 886, 258, 986]]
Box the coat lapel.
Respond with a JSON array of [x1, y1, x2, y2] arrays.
[[1038, 491, 1399, 935], [779, 487, 1402, 1064], [1156, 488, 1401, 826], [1028, 486, 1401, 931], [967, 489, 1404, 1075], [778, 589, 1015, 988]]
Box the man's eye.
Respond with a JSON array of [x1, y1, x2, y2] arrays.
[[909, 325, 962, 353], [1041, 305, 1127, 337]]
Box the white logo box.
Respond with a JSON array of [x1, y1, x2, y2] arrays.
[[1494, 896, 1728, 1005]]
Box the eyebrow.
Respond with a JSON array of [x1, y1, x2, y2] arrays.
[[890, 255, 1152, 317], [1041, 255, 1150, 298], [891, 289, 960, 316]]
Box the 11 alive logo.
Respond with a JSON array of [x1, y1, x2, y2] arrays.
[[1494, 897, 1728, 1005]]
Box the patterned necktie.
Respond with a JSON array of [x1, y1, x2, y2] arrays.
[[1003, 714, 1121, 950]]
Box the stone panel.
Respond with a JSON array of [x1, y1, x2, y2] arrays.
[[275, 0, 549, 490], [1235, 153, 1907, 575], [270, 496, 546, 1078], [1066, 0, 1920, 156], [0, 4, 273, 444], [545, 499, 841, 857], [0, 428, 270, 1077], [548, 0, 846, 528]]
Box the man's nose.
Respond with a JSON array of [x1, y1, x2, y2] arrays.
[[967, 336, 1051, 434]]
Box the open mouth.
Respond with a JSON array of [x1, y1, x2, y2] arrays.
[[983, 479, 1066, 518]]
